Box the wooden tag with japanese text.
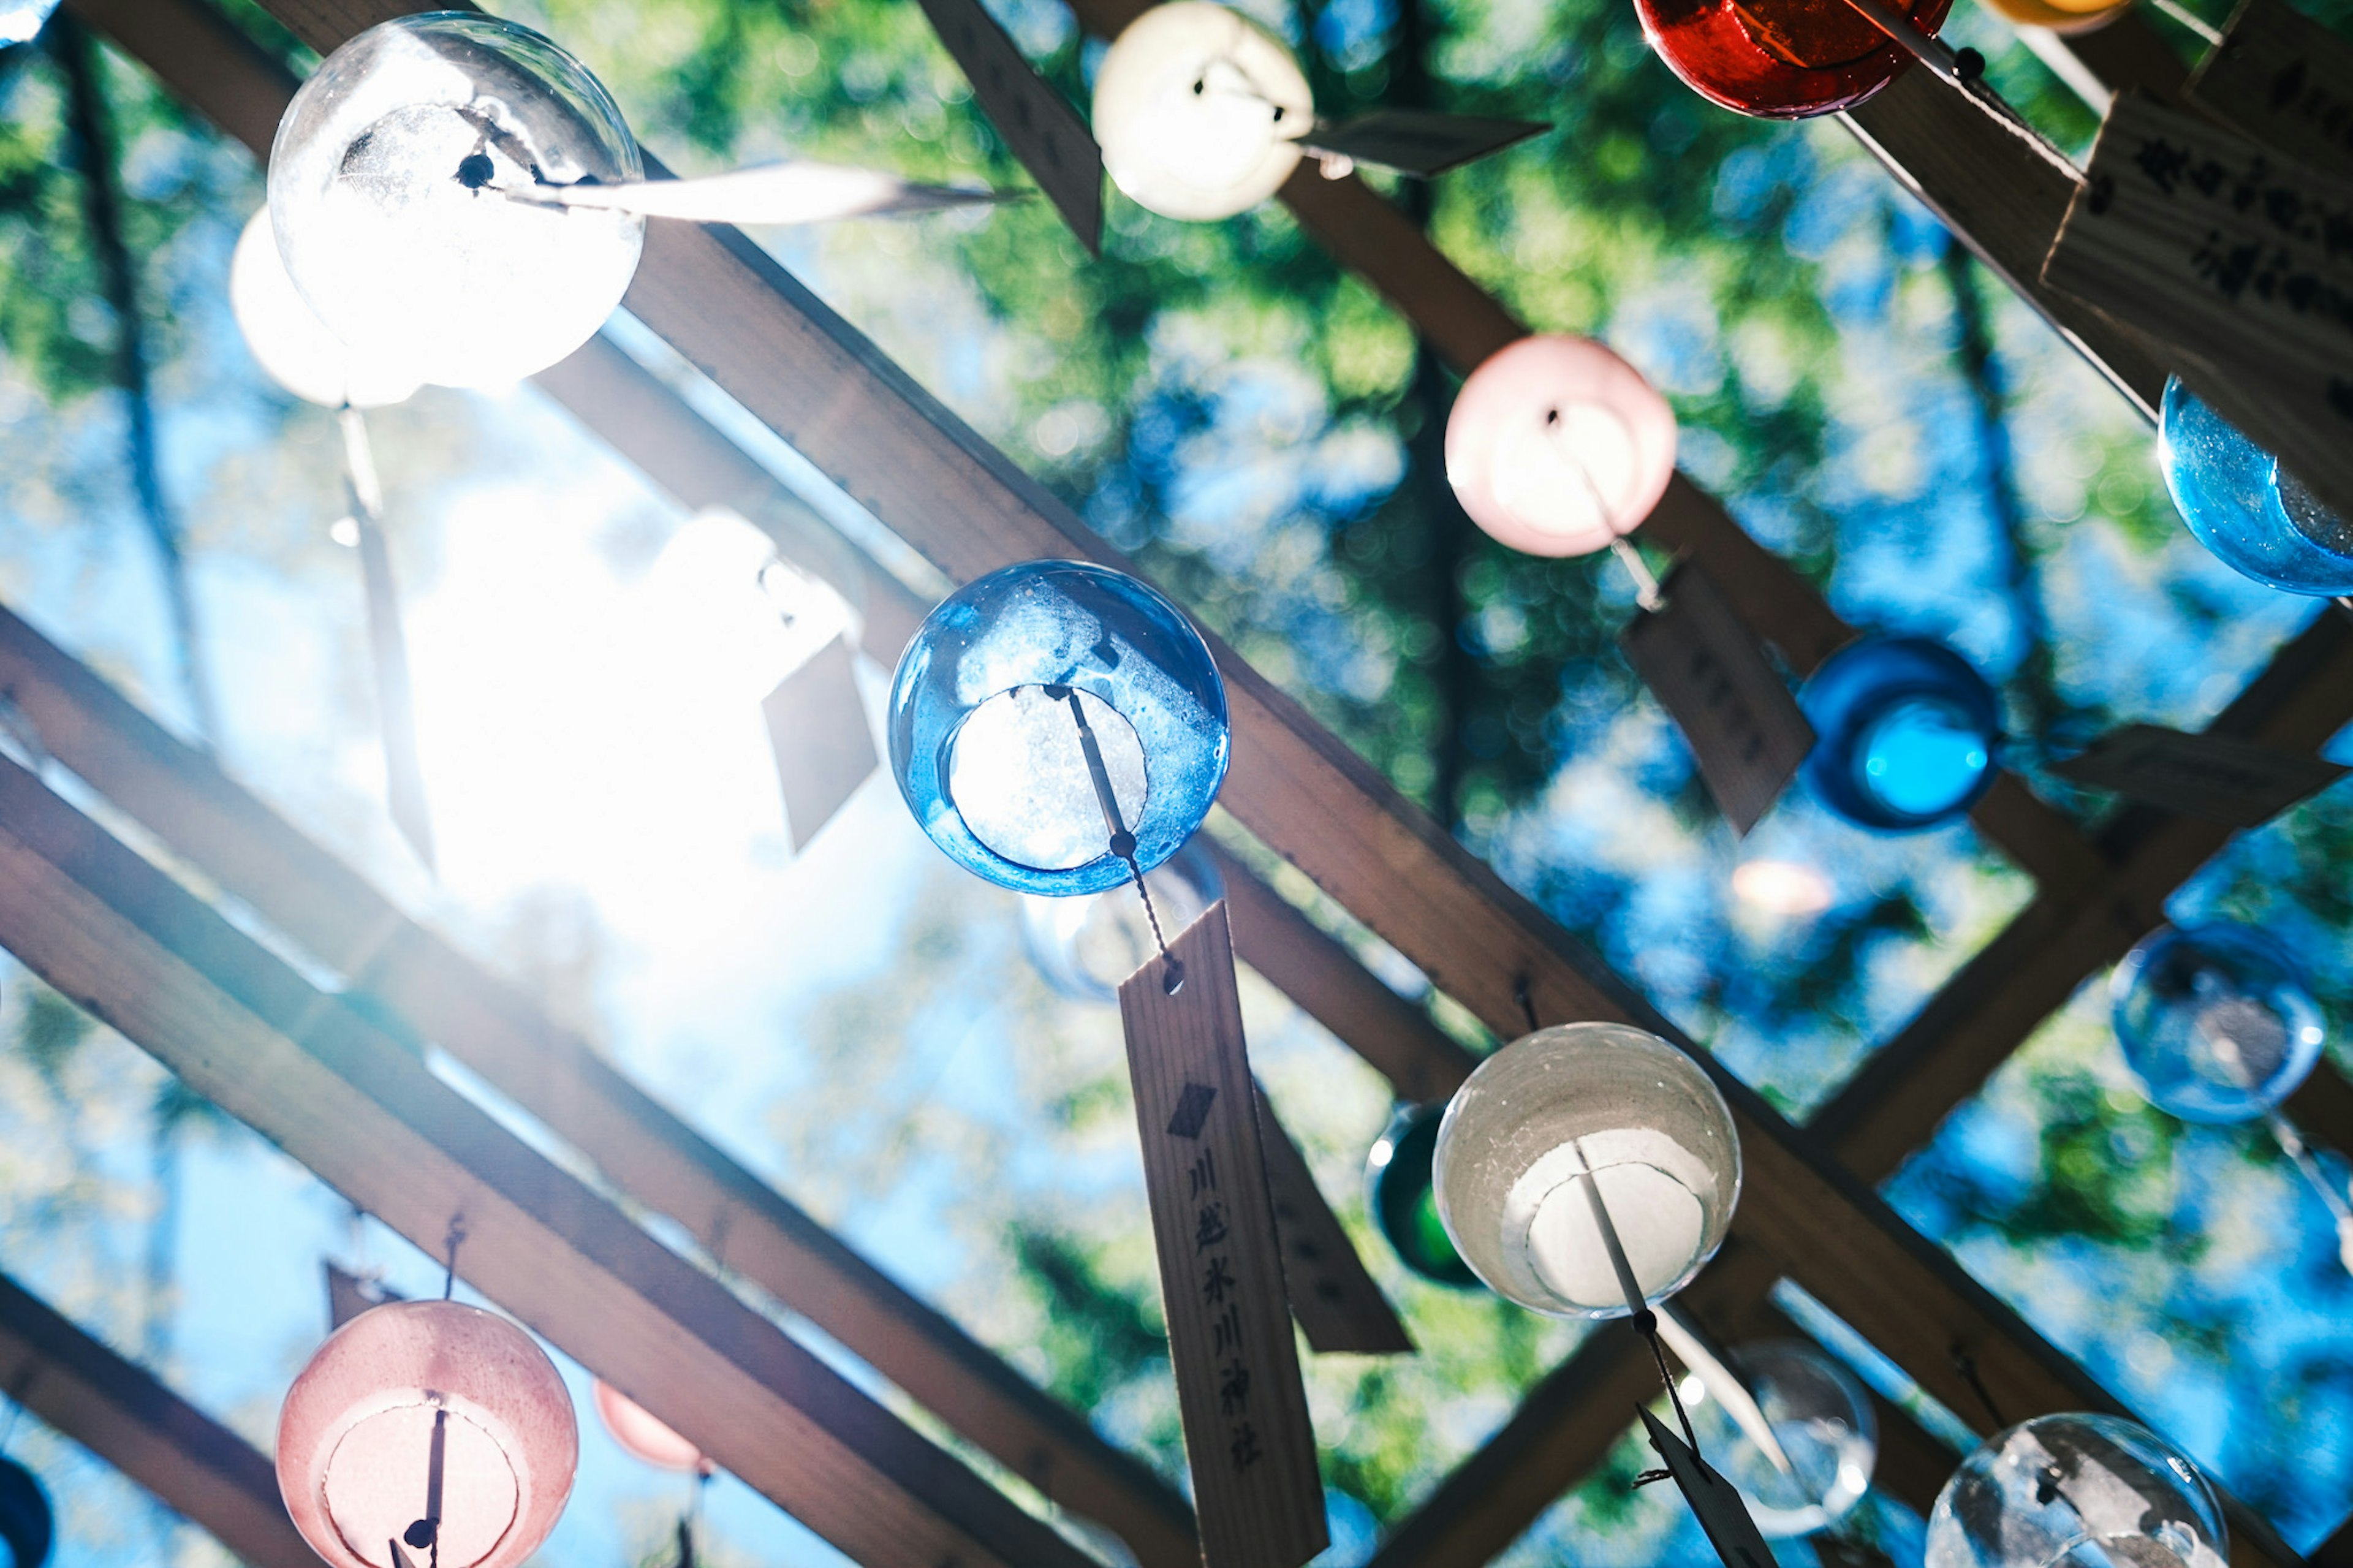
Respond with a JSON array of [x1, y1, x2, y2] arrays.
[[1254, 1082, 1413, 1356], [762, 634, 879, 852], [1620, 562, 1815, 835], [2187, 0, 2353, 181], [2053, 722, 2347, 825], [1121, 904, 1327, 1568], [915, 0, 1104, 253], [2041, 91, 2353, 518]]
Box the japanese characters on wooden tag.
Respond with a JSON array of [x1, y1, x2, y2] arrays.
[[762, 634, 879, 852], [1120, 903, 1328, 1568], [2041, 91, 2353, 519], [1254, 1082, 1413, 1356], [2188, 0, 2353, 182], [914, 0, 1104, 252], [1619, 562, 1816, 836], [2053, 722, 2347, 825]]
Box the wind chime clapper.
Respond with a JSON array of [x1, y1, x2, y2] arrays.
[[2112, 923, 2353, 1276], [1573, 1147, 1781, 1568], [885, 562, 1329, 1568]]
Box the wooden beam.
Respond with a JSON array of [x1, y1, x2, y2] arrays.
[[1359, 1318, 1653, 1568], [1205, 839, 1479, 1106], [187, 9, 2312, 1558], [2048, 6, 2191, 100], [0, 1270, 322, 1568], [59, 0, 931, 657], [1814, 608, 2353, 1180], [0, 752, 1096, 1568], [0, 602, 1200, 1568]]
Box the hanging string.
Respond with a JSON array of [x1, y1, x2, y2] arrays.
[[1949, 1344, 2007, 1431], [1566, 1131, 1705, 1484], [441, 1216, 466, 1301], [1052, 686, 1183, 993], [2267, 1114, 2353, 1274], [1609, 537, 1666, 615], [1514, 975, 1540, 1036]]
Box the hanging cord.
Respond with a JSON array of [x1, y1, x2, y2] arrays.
[[1609, 538, 1665, 615], [674, 1465, 712, 1568], [441, 1216, 466, 1301], [1949, 1344, 2007, 1431], [1571, 1135, 1704, 1481], [1051, 686, 1183, 994], [2266, 1114, 2353, 1274], [1514, 975, 1540, 1036]]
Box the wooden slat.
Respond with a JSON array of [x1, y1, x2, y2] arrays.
[[1814, 609, 2353, 1180], [0, 601, 1201, 1568], [193, 14, 2309, 1567], [1206, 841, 1479, 1106], [1255, 1080, 1417, 1355], [0, 1271, 322, 1568], [0, 752, 1096, 1568], [58, 0, 933, 661], [2051, 6, 2191, 100], [1840, 70, 2171, 419], [1121, 906, 1329, 1568]]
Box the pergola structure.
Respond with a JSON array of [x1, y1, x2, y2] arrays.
[[0, 0, 2346, 1564]]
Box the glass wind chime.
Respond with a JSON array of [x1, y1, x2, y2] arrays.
[[1087, 1, 1545, 222], [889, 559, 1350, 1564], [1927, 1413, 2232, 1568], [2112, 922, 2352, 1273], [277, 1248, 578, 1568], [1430, 1021, 1780, 1562], [264, 12, 1012, 393]]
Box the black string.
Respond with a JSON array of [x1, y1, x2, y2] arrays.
[[1051, 685, 1183, 994], [441, 1216, 466, 1301], [1514, 975, 1539, 1035], [1950, 1343, 2007, 1431]]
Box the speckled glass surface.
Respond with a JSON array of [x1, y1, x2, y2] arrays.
[[2111, 923, 2327, 1124], [888, 560, 1230, 896], [2158, 378, 2353, 597], [1798, 635, 2001, 832], [268, 12, 643, 389], [1686, 1339, 1877, 1539], [1926, 1414, 2228, 1568], [1432, 1023, 1740, 1318]]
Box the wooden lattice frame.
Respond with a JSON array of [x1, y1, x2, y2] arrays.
[[11, 1, 2350, 1566]]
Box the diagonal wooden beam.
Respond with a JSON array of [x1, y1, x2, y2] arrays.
[[0, 599, 1200, 1568], [0, 751, 1096, 1568], [192, 12, 2325, 1564], [0, 1270, 322, 1568], [2042, 5, 2191, 102], [1814, 606, 2353, 1180], [97, 1, 2339, 1562]]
